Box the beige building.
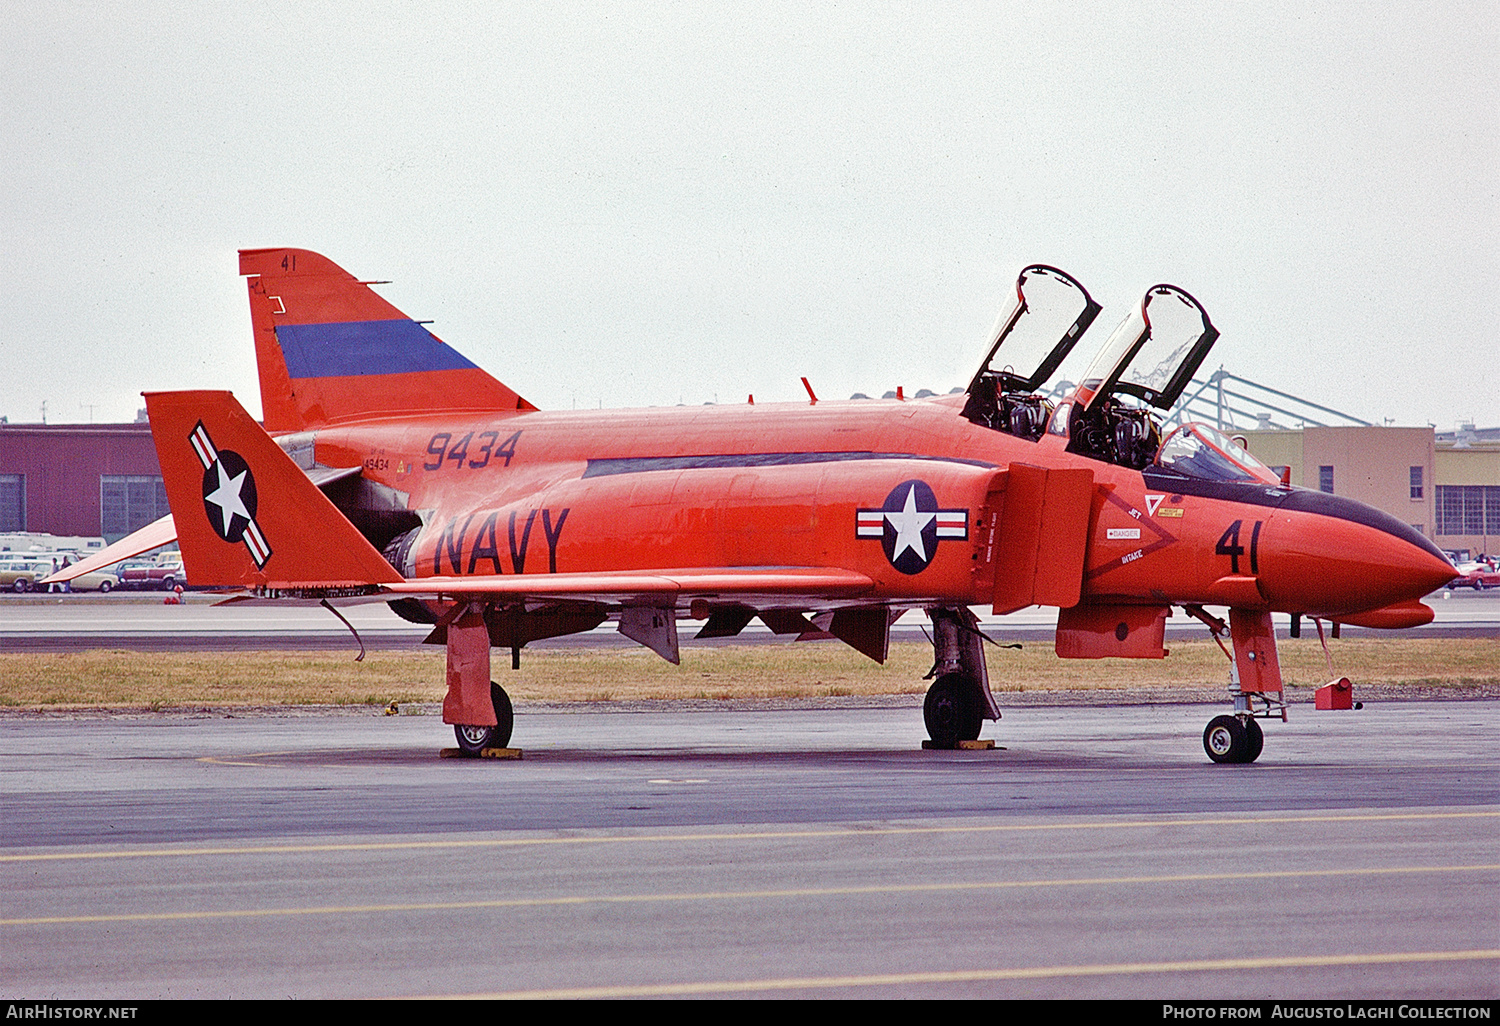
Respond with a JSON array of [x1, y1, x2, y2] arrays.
[[1240, 425, 1498, 560]]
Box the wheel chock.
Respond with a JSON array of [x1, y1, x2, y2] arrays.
[[922, 739, 997, 750], [1314, 677, 1354, 710], [439, 747, 524, 759]]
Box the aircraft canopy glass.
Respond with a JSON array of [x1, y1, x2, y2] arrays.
[[1154, 423, 1282, 486], [967, 265, 1101, 395], [1074, 285, 1219, 412]]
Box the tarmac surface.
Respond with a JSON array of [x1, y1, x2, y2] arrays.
[[3, 588, 1496, 999], [3, 699, 1497, 999]]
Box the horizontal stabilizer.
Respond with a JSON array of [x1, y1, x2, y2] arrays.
[[144, 389, 404, 589], [42, 514, 178, 585]]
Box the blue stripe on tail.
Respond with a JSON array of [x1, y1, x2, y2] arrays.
[[275, 320, 479, 379]]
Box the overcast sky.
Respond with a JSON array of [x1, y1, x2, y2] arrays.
[[3, 2, 1495, 430]]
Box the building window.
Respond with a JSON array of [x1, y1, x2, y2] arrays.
[[1436, 485, 1500, 536], [100, 475, 169, 542], [0, 474, 24, 532], [1319, 465, 1334, 494], [1410, 466, 1423, 500]]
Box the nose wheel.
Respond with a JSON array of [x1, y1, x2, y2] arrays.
[[1203, 714, 1264, 764]]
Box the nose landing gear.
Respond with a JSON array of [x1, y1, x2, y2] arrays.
[[1203, 713, 1265, 764], [1186, 605, 1283, 765]]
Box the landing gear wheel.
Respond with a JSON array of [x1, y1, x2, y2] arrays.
[[453, 682, 515, 755], [1203, 714, 1255, 764], [1243, 716, 1264, 763], [924, 673, 982, 749]]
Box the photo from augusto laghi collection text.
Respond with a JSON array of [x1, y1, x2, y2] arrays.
[[1162, 1006, 1494, 1020]]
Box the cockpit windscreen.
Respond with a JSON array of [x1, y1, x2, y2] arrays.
[[1154, 423, 1282, 486]]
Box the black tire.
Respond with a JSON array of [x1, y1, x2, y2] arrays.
[[159, 576, 175, 591], [98, 580, 111, 594], [453, 682, 515, 755], [1243, 717, 1264, 763], [13, 578, 29, 593], [1203, 715, 1249, 764], [924, 673, 982, 749]]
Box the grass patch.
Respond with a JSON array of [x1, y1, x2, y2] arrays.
[[0, 636, 1495, 709]]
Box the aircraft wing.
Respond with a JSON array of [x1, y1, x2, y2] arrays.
[[212, 566, 874, 607], [381, 566, 875, 604], [41, 514, 178, 584]]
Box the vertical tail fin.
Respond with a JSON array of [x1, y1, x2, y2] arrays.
[[240, 248, 536, 432], [145, 389, 403, 588]]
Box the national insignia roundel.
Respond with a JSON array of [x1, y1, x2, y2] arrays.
[[201, 449, 259, 543], [856, 479, 969, 575], [188, 420, 273, 569]]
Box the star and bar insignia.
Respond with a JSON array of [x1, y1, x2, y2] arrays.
[[856, 479, 967, 575], [190, 421, 272, 569]]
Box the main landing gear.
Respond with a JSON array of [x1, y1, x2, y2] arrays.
[[453, 681, 514, 755], [921, 608, 999, 749], [924, 672, 983, 748]]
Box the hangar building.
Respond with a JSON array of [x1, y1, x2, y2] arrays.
[[0, 420, 167, 545]]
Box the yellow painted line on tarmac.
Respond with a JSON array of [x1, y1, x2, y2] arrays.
[[4, 862, 1496, 927], [433, 948, 1500, 999], [2, 809, 1496, 864]]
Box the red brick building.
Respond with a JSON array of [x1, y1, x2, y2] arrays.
[[0, 422, 167, 542]]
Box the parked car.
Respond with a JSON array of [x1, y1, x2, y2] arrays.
[[1452, 560, 1500, 590], [0, 559, 55, 592], [66, 568, 121, 593], [119, 560, 187, 591]]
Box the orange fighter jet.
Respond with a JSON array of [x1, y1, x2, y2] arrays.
[[52, 251, 1457, 762]]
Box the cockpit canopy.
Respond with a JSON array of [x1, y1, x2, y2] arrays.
[[961, 265, 1101, 439], [1046, 283, 1221, 470], [966, 264, 1102, 396], [1072, 284, 1219, 413]]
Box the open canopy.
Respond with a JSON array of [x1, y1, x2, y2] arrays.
[[1072, 284, 1219, 412], [965, 264, 1102, 397]]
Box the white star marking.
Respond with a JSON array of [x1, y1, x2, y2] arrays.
[[885, 484, 936, 563], [204, 460, 252, 537]]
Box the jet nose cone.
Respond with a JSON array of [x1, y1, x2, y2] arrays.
[[1399, 545, 1466, 598], [1256, 493, 1460, 617]]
